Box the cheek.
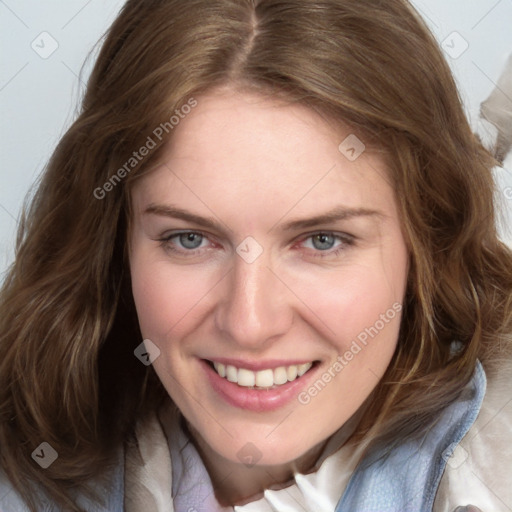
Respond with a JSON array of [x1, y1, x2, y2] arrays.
[[294, 263, 405, 420], [129, 251, 216, 341], [293, 259, 405, 350], [340, 270, 402, 346]]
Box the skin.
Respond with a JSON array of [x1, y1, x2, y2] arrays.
[[129, 85, 409, 505]]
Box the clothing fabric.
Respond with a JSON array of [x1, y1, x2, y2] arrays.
[[123, 358, 512, 511], [124, 359, 510, 512], [336, 363, 486, 511]]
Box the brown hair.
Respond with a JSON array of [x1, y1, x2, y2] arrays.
[[1, 0, 511, 509]]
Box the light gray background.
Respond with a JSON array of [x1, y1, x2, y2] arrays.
[[1, 0, 512, 280]]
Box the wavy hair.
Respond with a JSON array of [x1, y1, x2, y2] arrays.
[[1, 0, 511, 509]]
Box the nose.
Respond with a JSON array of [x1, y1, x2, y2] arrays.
[[214, 252, 294, 350]]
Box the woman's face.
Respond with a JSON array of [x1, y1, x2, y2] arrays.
[[129, 87, 409, 469]]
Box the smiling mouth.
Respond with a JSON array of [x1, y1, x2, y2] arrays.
[[206, 360, 319, 389]]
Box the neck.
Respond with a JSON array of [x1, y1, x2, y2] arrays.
[[188, 426, 329, 506], [184, 406, 365, 507]]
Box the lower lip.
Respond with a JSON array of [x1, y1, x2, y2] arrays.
[[200, 359, 319, 412]]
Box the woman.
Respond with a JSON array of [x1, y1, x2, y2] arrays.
[[0, 0, 511, 511]]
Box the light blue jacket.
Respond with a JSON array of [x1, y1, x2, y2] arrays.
[[336, 361, 486, 511], [0, 361, 486, 512]]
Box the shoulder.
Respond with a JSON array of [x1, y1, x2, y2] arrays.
[[434, 357, 512, 511], [336, 359, 488, 511]]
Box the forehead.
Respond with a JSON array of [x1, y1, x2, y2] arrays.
[[131, 88, 395, 221]]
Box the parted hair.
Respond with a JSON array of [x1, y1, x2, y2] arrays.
[[1, 0, 511, 510]]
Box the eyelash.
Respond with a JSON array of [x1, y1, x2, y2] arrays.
[[156, 230, 355, 259], [297, 232, 355, 258], [157, 231, 214, 257]]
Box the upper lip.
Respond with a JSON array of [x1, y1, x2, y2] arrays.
[[203, 357, 318, 371]]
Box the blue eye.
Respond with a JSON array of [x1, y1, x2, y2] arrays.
[[299, 232, 355, 258], [311, 233, 336, 250], [178, 232, 204, 249], [157, 231, 210, 256]]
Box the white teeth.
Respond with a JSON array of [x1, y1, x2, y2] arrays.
[[213, 362, 226, 378], [297, 363, 311, 377], [237, 368, 255, 387], [211, 361, 314, 388], [287, 365, 298, 381], [255, 369, 274, 387], [226, 365, 238, 382], [274, 366, 288, 385]]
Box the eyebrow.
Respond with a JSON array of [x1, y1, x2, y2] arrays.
[[143, 204, 384, 232], [279, 206, 384, 231], [144, 204, 226, 232]]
